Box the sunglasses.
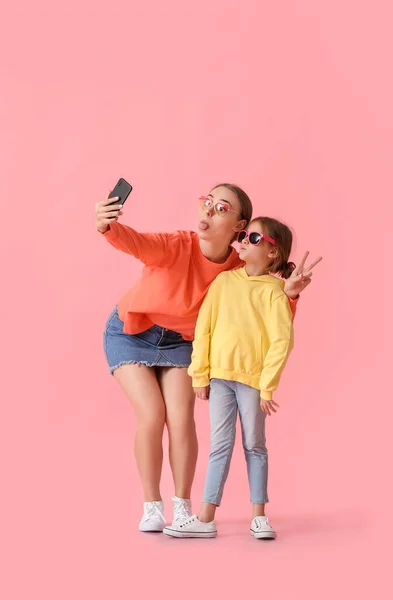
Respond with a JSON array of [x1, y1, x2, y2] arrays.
[[238, 230, 277, 246], [199, 196, 239, 217]]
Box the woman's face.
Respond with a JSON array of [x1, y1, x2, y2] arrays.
[[197, 186, 245, 243]]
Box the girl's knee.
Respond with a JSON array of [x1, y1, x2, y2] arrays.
[[210, 438, 235, 456], [242, 436, 267, 454]]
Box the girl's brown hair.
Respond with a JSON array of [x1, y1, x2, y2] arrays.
[[252, 216, 296, 279]]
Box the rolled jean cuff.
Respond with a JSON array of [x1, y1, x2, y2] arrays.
[[202, 496, 221, 507], [250, 494, 269, 504]]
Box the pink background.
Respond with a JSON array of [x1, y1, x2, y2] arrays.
[[1, 1, 391, 598]]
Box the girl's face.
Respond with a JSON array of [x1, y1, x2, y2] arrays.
[[238, 221, 278, 268], [197, 186, 246, 244]]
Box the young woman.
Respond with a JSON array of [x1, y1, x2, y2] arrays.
[[96, 184, 319, 532]]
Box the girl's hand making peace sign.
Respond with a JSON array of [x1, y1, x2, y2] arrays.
[[284, 251, 323, 299]]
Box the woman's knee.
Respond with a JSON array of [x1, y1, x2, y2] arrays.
[[167, 416, 196, 441], [136, 413, 165, 436]]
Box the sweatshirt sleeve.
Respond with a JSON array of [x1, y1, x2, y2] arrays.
[[187, 282, 216, 388], [288, 296, 298, 320], [102, 222, 176, 267], [260, 293, 294, 401]]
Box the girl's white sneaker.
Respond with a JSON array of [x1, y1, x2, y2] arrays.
[[139, 501, 166, 532], [163, 514, 217, 538], [250, 516, 276, 539]]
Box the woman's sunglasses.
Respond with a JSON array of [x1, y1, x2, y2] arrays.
[[199, 196, 239, 217], [238, 230, 277, 246]]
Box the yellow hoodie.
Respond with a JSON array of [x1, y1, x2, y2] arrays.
[[188, 267, 294, 401]]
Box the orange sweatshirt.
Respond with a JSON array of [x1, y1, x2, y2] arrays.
[[103, 222, 297, 340]]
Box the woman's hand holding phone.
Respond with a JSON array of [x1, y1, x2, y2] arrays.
[[96, 179, 132, 233], [95, 192, 124, 234]]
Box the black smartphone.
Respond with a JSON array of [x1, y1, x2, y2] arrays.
[[108, 178, 133, 206]]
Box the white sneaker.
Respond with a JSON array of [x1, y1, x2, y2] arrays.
[[172, 496, 192, 525], [163, 514, 217, 538], [139, 501, 166, 532], [250, 516, 276, 539]]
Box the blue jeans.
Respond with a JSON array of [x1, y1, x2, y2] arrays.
[[203, 379, 269, 506]]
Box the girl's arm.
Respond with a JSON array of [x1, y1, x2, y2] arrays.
[[102, 222, 178, 266], [188, 284, 215, 388], [260, 294, 295, 401]]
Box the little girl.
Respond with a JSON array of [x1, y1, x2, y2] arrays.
[[163, 216, 297, 539]]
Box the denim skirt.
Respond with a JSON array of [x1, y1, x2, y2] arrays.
[[103, 306, 193, 375]]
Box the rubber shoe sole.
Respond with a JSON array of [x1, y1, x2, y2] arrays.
[[139, 520, 165, 532], [250, 529, 276, 539], [163, 526, 217, 538]]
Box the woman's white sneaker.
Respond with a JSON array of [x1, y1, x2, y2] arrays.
[[250, 516, 276, 539], [139, 501, 166, 532], [172, 496, 192, 525], [163, 514, 217, 538]]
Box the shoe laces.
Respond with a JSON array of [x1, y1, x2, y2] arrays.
[[174, 499, 192, 522], [144, 502, 164, 521], [254, 516, 271, 528]]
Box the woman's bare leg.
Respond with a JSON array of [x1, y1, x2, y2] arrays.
[[157, 367, 198, 499], [114, 364, 166, 501]]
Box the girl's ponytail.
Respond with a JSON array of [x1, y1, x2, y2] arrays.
[[280, 261, 296, 279]]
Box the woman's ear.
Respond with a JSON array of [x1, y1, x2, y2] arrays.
[[234, 219, 247, 232]]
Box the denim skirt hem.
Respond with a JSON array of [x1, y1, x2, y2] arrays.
[[103, 307, 193, 375], [108, 359, 191, 375]]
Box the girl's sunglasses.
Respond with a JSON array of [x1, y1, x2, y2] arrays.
[[199, 196, 239, 217], [238, 230, 277, 246]]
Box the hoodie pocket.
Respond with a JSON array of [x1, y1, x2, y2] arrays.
[[212, 324, 262, 376]]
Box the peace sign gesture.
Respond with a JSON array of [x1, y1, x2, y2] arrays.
[[283, 252, 323, 299]]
